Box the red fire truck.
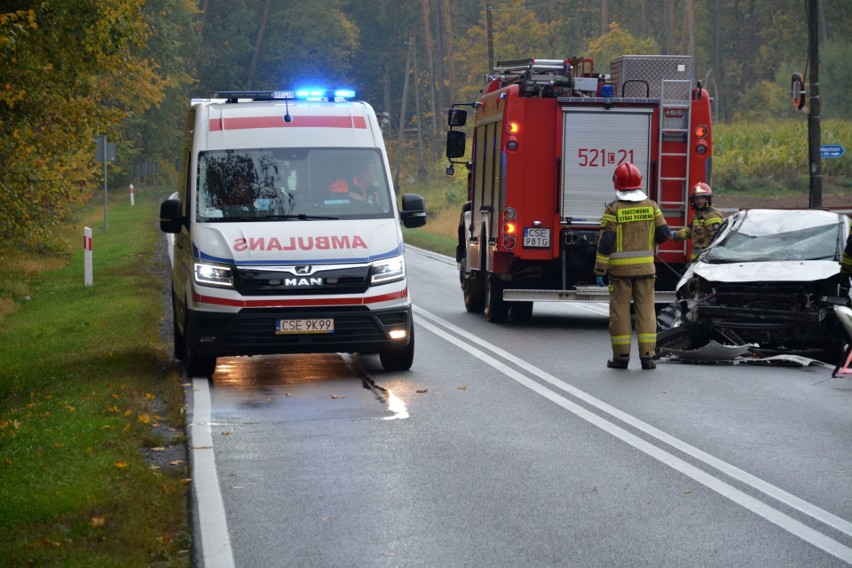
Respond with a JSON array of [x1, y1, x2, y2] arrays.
[[446, 55, 713, 323]]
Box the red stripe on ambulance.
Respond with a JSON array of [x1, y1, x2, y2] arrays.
[[193, 287, 408, 308], [209, 115, 367, 131]]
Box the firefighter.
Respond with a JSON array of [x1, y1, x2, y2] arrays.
[[841, 231, 852, 275], [594, 163, 670, 370], [670, 182, 724, 260]]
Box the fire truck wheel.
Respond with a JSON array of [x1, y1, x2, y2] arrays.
[[509, 301, 533, 323], [379, 326, 415, 371], [485, 276, 509, 323], [183, 311, 217, 378], [460, 252, 485, 312]]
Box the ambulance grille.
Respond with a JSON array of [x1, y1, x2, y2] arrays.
[[235, 265, 370, 296], [216, 307, 408, 347]]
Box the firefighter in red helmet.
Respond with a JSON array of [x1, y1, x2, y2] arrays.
[[670, 182, 724, 260], [594, 163, 671, 370]]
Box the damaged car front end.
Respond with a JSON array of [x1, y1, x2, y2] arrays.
[[658, 209, 851, 361]]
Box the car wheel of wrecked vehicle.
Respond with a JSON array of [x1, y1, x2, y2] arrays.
[[655, 301, 680, 330], [379, 325, 415, 371], [184, 311, 217, 378]]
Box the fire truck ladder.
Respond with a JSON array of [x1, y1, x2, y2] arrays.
[[493, 59, 574, 94], [657, 78, 692, 249]]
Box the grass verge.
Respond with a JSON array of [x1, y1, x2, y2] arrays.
[[0, 188, 189, 566]]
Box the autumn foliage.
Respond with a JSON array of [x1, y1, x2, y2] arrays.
[[0, 3, 184, 250]]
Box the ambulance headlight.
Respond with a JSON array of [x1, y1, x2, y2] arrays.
[[371, 255, 405, 285], [194, 262, 234, 288]]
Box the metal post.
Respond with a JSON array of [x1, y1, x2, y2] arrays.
[[101, 135, 109, 231], [84, 227, 93, 287], [486, 6, 494, 72], [807, 0, 822, 209]]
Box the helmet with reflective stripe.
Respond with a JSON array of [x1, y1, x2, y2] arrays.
[[612, 162, 643, 191], [689, 181, 713, 207]]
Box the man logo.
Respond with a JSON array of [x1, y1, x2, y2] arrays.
[[294, 265, 313, 275]]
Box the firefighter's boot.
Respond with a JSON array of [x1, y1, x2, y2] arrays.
[[607, 358, 629, 369], [640, 358, 656, 370]]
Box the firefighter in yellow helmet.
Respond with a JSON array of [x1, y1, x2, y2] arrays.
[[670, 182, 724, 260], [594, 163, 670, 370]]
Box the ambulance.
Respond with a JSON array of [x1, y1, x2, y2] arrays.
[[160, 89, 427, 377]]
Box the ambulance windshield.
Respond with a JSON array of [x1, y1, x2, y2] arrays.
[[196, 148, 393, 222]]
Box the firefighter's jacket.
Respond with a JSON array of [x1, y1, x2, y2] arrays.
[[842, 232, 852, 274], [672, 206, 724, 258], [594, 198, 670, 278]]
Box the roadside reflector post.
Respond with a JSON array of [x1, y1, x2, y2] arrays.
[[130, 183, 135, 206], [84, 227, 93, 287]]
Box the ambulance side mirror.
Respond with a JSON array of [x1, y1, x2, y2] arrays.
[[159, 198, 184, 233], [399, 193, 427, 229]]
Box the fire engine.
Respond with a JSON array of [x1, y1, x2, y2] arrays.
[[446, 55, 713, 323]]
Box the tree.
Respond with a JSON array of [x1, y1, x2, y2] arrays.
[[585, 22, 658, 76], [0, 1, 166, 249]]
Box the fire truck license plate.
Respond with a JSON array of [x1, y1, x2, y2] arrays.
[[275, 318, 335, 334], [523, 228, 550, 248]]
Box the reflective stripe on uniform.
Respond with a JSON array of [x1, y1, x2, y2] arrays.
[[609, 253, 654, 266], [611, 334, 631, 346], [638, 333, 657, 343]]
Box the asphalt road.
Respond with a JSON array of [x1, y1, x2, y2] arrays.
[[187, 246, 852, 568]]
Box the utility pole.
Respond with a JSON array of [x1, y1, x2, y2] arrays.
[[486, 6, 494, 72], [395, 39, 414, 191], [807, 0, 822, 208]]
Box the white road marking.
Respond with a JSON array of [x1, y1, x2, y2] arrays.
[[415, 306, 852, 564], [191, 377, 235, 568]]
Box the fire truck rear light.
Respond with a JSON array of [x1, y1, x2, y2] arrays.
[[507, 140, 519, 151], [694, 125, 708, 138], [507, 121, 520, 134], [502, 235, 516, 249], [504, 222, 517, 234], [503, 207, 516, 220], [696, 144, 708, 155]]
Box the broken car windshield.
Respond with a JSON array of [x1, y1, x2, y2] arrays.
[[704, 223, 840, 263]]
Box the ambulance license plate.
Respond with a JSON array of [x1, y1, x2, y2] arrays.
[[275, 318, 335, 335], [523, 227, 550, 248]]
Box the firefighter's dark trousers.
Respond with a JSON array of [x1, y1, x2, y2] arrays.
[[608, 274, 656, 360]]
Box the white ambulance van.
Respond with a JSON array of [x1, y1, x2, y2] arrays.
[[160, 89, 427, 377]]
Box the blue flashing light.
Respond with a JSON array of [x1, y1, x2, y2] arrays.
[[293, 88, 356, 101]]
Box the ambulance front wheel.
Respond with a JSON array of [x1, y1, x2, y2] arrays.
[[379, 326, 415, 371], [171, 289, 185, 361], [183, 311, 217, 378]]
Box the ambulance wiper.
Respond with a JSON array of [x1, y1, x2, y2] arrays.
[[263, 214, 340, 221]]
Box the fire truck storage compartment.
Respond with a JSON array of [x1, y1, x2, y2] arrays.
[[560, 107, 653, 226], [610, 55, 692, 98]]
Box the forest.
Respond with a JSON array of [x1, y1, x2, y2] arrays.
[[1, 0, 850, 249]]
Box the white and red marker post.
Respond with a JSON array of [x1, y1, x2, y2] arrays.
[[84, 227, 93, 287], [129, 183, 135, 206]]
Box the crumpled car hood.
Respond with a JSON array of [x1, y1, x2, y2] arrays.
[[689, 259, 841, 284]]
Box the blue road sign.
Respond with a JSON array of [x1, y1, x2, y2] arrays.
[[820, 144, 846, 159]]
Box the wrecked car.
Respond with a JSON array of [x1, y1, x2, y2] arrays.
[[657, 208, 851, 362]]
